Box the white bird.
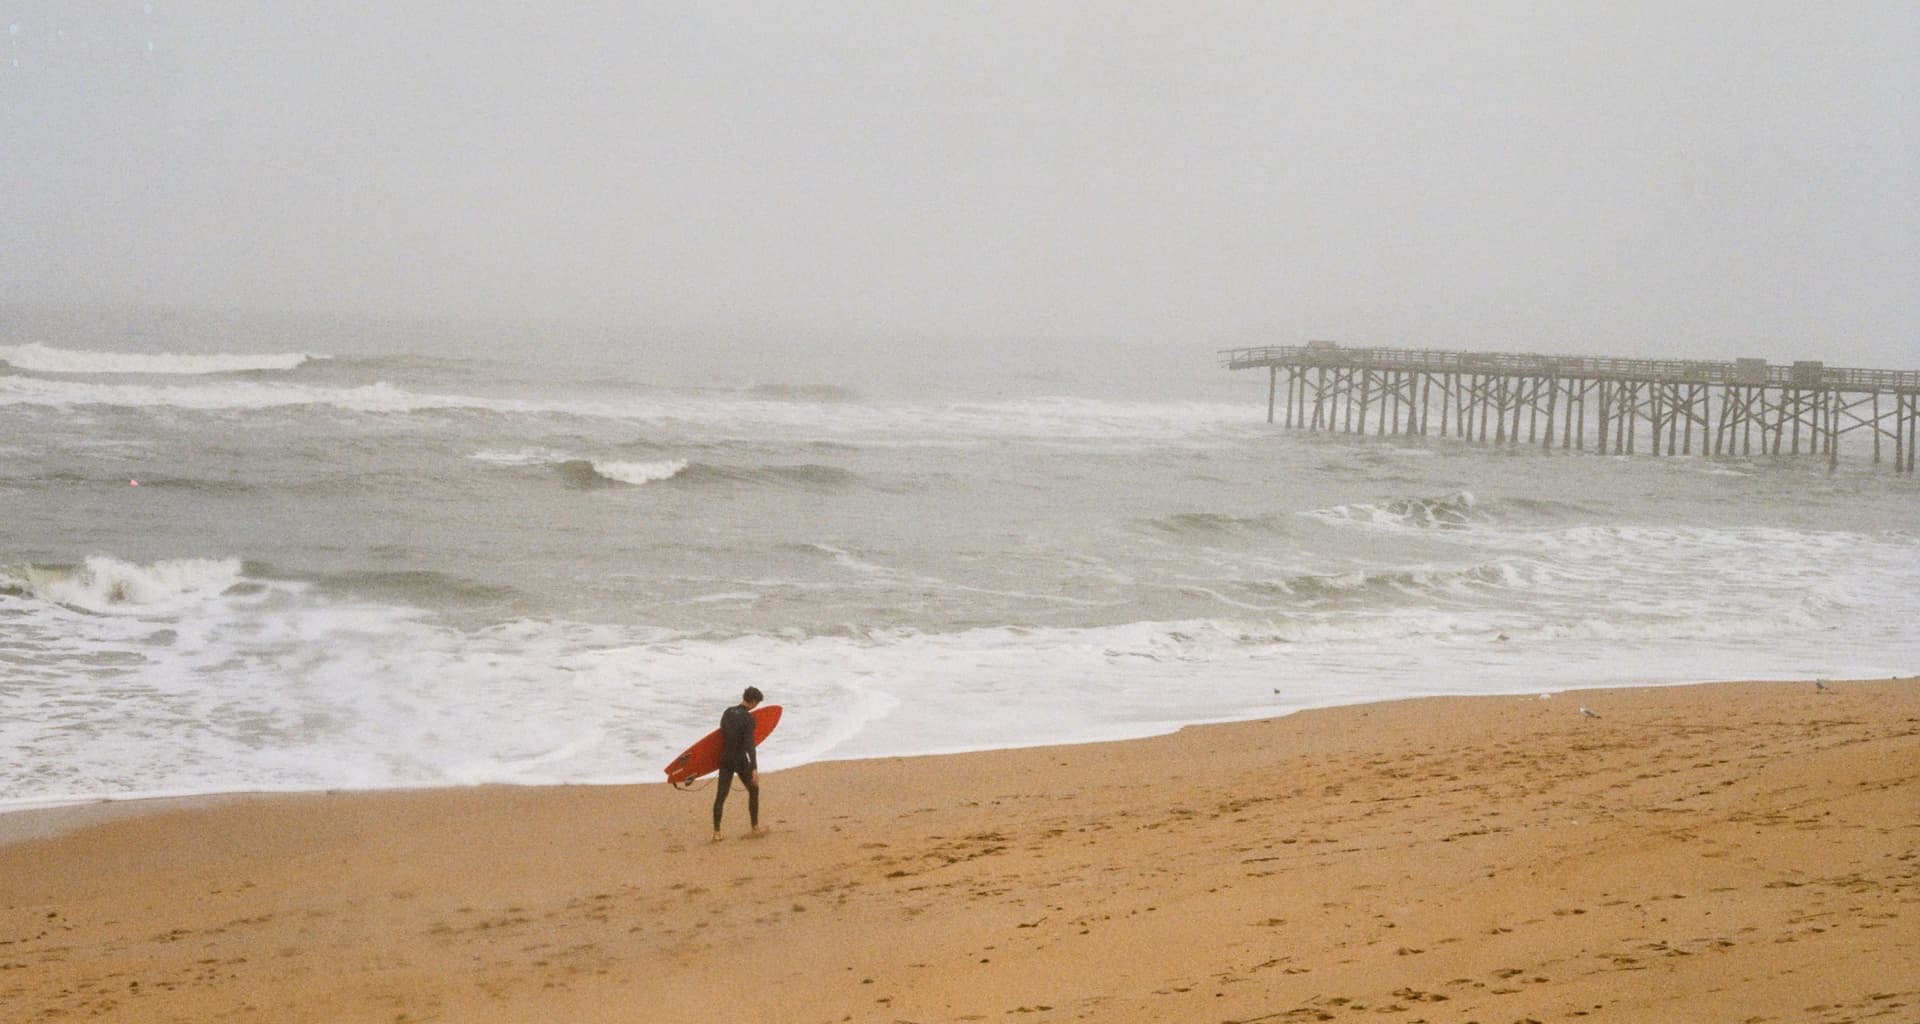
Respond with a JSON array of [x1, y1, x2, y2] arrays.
[[1815, 679, 1830, 692], [1578, 706, 1599, 718]]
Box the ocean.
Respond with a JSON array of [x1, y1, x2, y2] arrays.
[[4, 312, 1917, 810]]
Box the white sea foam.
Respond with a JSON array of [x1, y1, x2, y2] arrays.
[[0, 342, 319, 375], [590, 459, 688, 485], [1312, 489, 1914, 606], [5, 545, 1915, 808], [3, 556, 243, 614], [0, 373, 1251, 443], [0, 375, 470, 414], [468, 447, 569, 467], [1309, 490, 1479, 530], [468, 449, 688, 484], [464, 445, 556, 464]]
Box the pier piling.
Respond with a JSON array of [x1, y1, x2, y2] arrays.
[[1223, 344, 1920, 473]]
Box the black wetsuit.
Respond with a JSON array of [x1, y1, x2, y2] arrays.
[[712, 703, 759, 831]]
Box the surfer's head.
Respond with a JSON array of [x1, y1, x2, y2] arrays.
[[742, 686, 764, 707]]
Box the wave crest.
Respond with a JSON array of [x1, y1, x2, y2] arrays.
[[484, 450, 858, 491], [747, 383, 862, 402], [309, 568, 520, 606], [1311, 491, 1479, 530], [677, 462, 859, 489], [590, 459, 690, 486], [1, 556, 244, 613], [0, 343, 320, 375], [1265, 559, 1553, 601], [554, 458, 689, 487], [1147, 511, 1289, 536]]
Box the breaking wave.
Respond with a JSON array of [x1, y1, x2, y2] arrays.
[[675, 462, 860, 489], [0, 556, 244, 614], [1308, 491, 1605, 533], [1310, 491, 1481, 530], [0, 373, 1248, 447], [555, 458, 690, 487], [472, 449, 857, 491], [0, 343, 321, 376], [1251, 559, 1557, 601], [0, 376, 475, 413]]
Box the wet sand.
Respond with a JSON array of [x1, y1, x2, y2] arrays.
[[3, 678, 1916, 1023]]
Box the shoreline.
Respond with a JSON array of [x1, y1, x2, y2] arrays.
[[4, 676, 1915, 1023], [8, 673, 1902, 847]]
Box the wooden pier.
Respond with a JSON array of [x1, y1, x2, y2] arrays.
[[1222, 343, 1920, 473]]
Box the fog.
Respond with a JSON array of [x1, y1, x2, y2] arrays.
[[3, 3, 1915, 366]]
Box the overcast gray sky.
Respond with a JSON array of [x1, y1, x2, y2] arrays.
[[2, 2, 1915, 364]]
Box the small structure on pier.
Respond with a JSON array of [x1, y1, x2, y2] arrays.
[[1222, 343, 1920, 472]]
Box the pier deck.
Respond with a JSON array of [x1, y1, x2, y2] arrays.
[[1222, 343, 1920, 472]]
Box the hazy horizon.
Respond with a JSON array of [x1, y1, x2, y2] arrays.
[[4, 3, 1915, 367]]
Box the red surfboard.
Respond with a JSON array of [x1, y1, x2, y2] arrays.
[[664, 705, 782, 786]]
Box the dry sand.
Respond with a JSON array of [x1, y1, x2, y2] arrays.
[[3, 678, 1916, 1023]]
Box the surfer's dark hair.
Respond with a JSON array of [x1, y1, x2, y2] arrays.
[[742, 686, 764, 704]]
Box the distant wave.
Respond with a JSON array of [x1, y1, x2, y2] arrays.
[[0, 375, 467, 413], [555, 458, 690, 487], [1309, 491, 1606, 532], [1497, 495, 1603, 518], [676, 461, 860, 489], [0, 556, 243, 614], [472, 449, 857, 490], [0, 343, 321, 375], [596, 460, 692, 486], [304, 567, 521, 607], [59, 473, 264, 495], [746, 383, 862, 402], [469, 450, 691, 487], [1255, 559, 1556, 601], [0, 373, 1250, 446], [467, 448, 565, 467], [1146, 511, 1291, 537]]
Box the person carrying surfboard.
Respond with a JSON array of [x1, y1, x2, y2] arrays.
[[712, 686, 768, 840]]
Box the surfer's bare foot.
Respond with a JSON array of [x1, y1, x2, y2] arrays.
[[749, 825, 770, 838], [710, 831, 724, 842]]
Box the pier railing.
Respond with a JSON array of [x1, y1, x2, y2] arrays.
[[1220, 345, 1920, 392]]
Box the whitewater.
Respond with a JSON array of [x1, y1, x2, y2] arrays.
[[4, 329, 1917, 809]]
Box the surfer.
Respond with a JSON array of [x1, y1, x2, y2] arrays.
[[712, 686, 768, 840]]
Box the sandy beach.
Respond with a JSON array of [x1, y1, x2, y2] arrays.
[[3, 678, 1915, 1023]]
